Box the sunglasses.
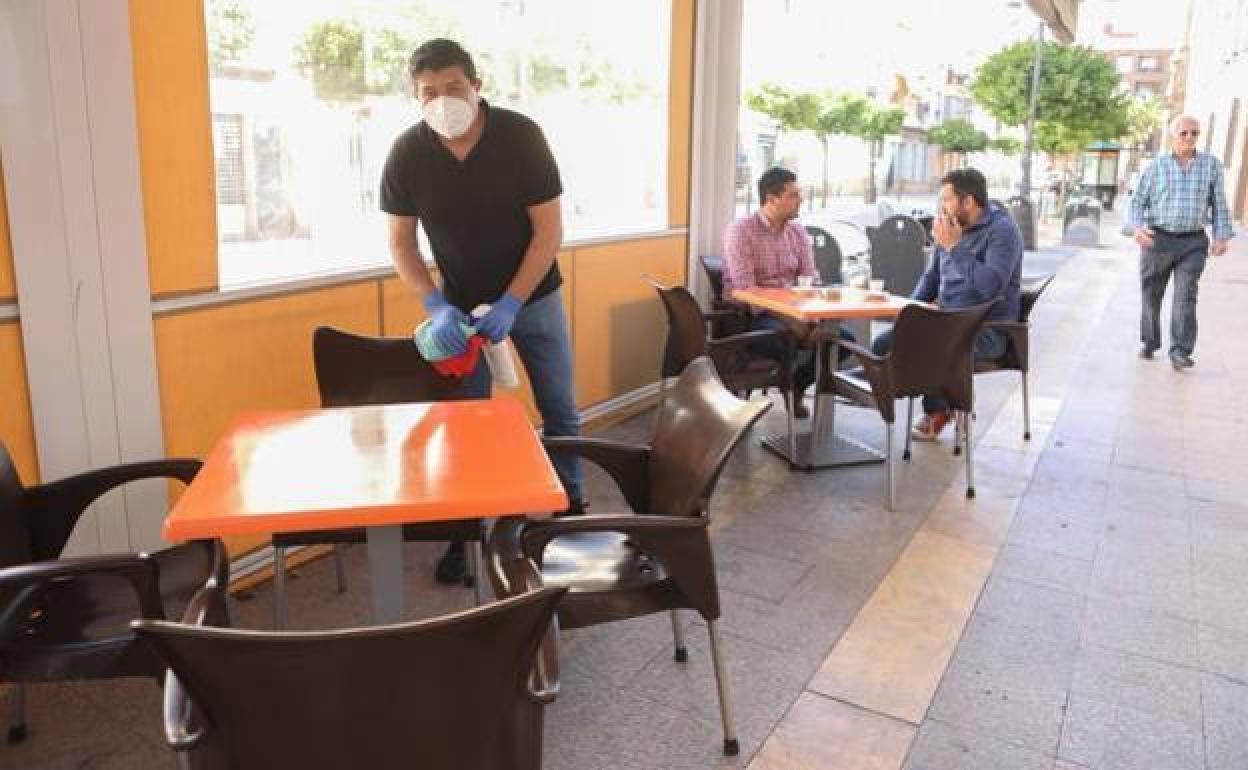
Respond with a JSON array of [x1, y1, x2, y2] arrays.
[[1178, 129, 1201, 137]]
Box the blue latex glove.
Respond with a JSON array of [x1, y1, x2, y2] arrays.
[[474, 293, 523, 343], [422, 292, 471, 356]]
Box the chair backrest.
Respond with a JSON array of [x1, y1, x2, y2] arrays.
[[133, 587, 565, 770], [805, 225, 843, 285], [0, 443, 31, 568], [651, 284, 711, 379], [1019, 273, 1055, 322], [867, 215, 928, 294], [890, 302, 995, 411], [312, 326, 479, 407], [699, 255, 726, 301], [647, 357, 771, 518]]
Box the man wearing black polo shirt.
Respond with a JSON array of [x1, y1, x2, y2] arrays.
[[380, 39, 582, 585]]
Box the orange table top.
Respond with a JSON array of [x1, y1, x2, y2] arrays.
[[164, 399, 568, 542], [732, 287, 912, 323]]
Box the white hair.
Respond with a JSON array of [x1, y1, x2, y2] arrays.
[[1169, 114, 1201, 135]]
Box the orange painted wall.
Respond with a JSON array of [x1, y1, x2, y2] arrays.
[[0, 322, 39, 484], [0, 159, 15, 301]]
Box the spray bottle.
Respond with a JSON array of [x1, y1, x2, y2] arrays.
[[471, 304, 520, 388]]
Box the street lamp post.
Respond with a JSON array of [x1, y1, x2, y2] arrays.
[[1019, 20, 1044, 201]]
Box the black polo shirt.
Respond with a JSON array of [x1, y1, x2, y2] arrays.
[[379, 101, 563, 312]]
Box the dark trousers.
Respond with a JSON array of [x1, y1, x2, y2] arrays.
[[870, 326, 1006, 415], [748, 314, 855, 394], [1140, 231, 1208, 358]]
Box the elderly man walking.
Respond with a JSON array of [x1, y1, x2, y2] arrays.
[[1129, 114, 1234, 370]]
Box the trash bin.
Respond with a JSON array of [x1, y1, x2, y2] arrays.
[[1062, 196, 1102, 247], [1006, 196, 1036, 251]]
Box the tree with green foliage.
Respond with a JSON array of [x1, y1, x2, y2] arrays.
[[988, 136, 1023, 155], [745, 84, 820, 195], [207, 0, 255, 69], [293, 20, 414, 101], [852, 104, 905, 203], [928, 118, 988, 169], [971, 41, 1131, 157], [1124, 97, 1163, 152]]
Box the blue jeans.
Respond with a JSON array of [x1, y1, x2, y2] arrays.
[[1140, 232, 1208, 357], [871, 325, 1006, 415], [462, 290, 583, 505]]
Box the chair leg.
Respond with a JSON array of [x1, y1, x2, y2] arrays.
[[952, 412, 963, 456], [886, 421, 896, 511], [707, 621, 739, 756], [469, 541, 487, 606], [1021, 370, 1032, 441], [670, 610, 689, 662], [785, 391, 797, 468], [333, 545, 348, 594], [7, 684, 27, 744], [965, 409, 976, 498], [903, 398, 914, 461], [273, 546, 288, 630]]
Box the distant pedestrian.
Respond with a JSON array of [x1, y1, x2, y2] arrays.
[[1128, 114, 1234, 370]]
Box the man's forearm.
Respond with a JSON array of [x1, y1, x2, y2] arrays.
[[392, 242, 439, 300], [507, 233, 560, 302]]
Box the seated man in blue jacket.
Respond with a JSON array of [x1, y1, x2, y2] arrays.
[[872, 167, 1023, 441]]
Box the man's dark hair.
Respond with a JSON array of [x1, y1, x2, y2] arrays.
[[940, 168, 988, 208], [758, 167, 797, 205], [408, 38, 477, 81]]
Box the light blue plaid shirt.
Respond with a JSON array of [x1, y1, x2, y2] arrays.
[[1129, 151, 1234, 240]]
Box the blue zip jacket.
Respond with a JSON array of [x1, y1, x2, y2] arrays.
[[912, 202, 1023, 321]]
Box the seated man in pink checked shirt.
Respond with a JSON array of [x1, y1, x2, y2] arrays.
[[723, 167, 855, 418]]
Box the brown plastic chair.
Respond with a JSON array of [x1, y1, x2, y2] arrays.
[[0, 442, 228, 744], [974, 274, 1055, 440], [830, 302, 994, 509], [487, 357, 771, 756], [133, 586, 566, 770], [649, 280, 800, 464], [268, 326, 488, 628], [697, 255, 749, 338]]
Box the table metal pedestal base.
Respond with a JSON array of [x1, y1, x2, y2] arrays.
[[761, 431, 885, 471], [366, 524, 404, 624]]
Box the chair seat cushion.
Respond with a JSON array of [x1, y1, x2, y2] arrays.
[[3, 543, 213, 679], [540, 532, 667, 593]]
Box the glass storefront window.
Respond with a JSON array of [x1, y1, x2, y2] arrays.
[[205, 0, 671, 288]]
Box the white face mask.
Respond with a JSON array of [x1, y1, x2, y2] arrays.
[[422, 96, 476, 140]]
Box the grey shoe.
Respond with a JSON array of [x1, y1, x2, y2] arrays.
[[1170, 352, 1194, 370], [1139, 346, 1157, 360]]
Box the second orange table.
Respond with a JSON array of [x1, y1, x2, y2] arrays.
[[165, 399, 568, 624], [732, 287, 912, 470]]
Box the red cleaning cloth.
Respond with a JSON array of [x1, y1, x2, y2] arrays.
[[431, 334, 486, 378]]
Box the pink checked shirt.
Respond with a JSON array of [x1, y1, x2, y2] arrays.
[[721, 212, 819, 301]]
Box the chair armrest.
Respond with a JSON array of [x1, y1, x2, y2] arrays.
[[23, 459, 203, 554], [836, 339, 885, 367], [982, 319, 1029, 369], [0, 554, 164, 620], [706, 329, 794, 380], [541, 438, 650, 513], [701, 308, 741, 322], [159, 668, 203, 752]]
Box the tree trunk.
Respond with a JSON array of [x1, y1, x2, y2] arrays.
[[865, 140, 878, 204], [820, 136, 829, 210]]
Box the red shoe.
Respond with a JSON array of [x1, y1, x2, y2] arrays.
[[911, 411, 952, 442]]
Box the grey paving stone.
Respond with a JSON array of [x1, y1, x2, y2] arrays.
[[1008, 505, 1104, 561], [1071, 645, 1203, 721], [1082, 599, 1198, 667], [955, 611, 1080, 669], [711, 514, 836, 565], [902, 718, 1054, 770], [927, 655, 1070, 754], [974, 576, 1086, 634], [1202, 674, 1248, 770], [1198, 623, 1248, 683], [1089, 539, 1196, 620], [1059, 695, 1205, 770], [994, 543, 1094, 596], [627, 627, 808, 754], [712, 542, 811, 603], [560, 613, 673, 690]]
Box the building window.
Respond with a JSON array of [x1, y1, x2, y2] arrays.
[[204, 0, 672, 289], [1133, 83, 1159, 100], [1137, 55, 1160, 72], [1115, 55, 1135, 74]]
